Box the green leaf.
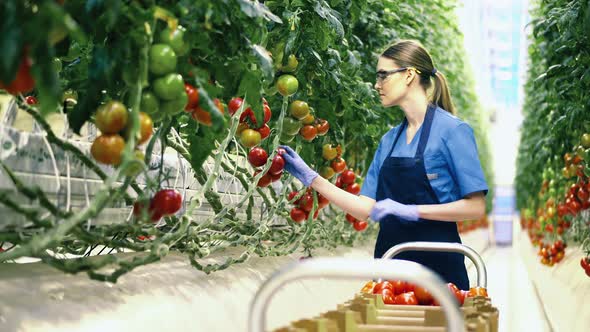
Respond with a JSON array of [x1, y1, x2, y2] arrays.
[[238, 70, 263, 128], [236, 0, 282, 24], [314, 1, 344, 39], [251, 44, 274, 80], [0, 2, 22, 83], [187, 120, 224, 170]]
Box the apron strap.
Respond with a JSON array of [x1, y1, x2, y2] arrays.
[[386, 118, 407, 157], [415, 104, 436, 158]]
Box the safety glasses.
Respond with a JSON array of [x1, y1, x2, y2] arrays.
[[376, 67, 421, 83]]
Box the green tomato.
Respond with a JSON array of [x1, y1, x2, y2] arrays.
[[280, 131, 295, 143], [276, 74, 299, 97], [153, 73, 184, 101], [158, 26, 189, 56], [289, 100, 310, 120], [282, 54, 299, 72], [282, 117, 302, 135], [160, 91, 188, 116], [140, 91, 163, 121], [149, 44, 177, 76]]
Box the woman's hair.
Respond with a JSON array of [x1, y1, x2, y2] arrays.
[[381, 40, 456, 115]]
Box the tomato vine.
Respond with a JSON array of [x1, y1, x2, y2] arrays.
[[0, 0, 492, 282]]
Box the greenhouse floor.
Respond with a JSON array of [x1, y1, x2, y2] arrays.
[[482, 243, 550, 332]]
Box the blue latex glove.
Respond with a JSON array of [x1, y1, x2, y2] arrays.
[[370, 198, 420, 222], [280, 145, 318, 187]]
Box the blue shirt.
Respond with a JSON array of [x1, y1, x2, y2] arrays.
[[360, 107, 488, 203]]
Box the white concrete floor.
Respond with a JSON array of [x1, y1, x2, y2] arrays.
[[481, 244, 551, 332]]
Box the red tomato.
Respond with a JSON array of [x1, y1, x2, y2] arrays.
[[580, 257, 590, 271], [391, 280, 406, 295], [335, 176, 343, 188], [248, 147, 268, 167], [184, 83, 199, 110], [298, 193, 314, 212], [340, 170, 356, 185], [380, 289, 395, 304], [288, 191, 299, 202], [133, 201, 162, 222], [270, 171, 282, 182], [277, 147, 287, 156], [192, 99, 225, 126], [405, 283, 415, 293], [373, 281, 394, 294], [393, 292, 418, 305], [318, 193, 329, 209], [290, 208, 306, 223], [228, 97, 243, 116], [0, 56, 35, 94], [299, 125, 318, 141], [257, 124, 271, 140], [353, 220, 368, 231], [255, 170, 272, 187], [414, 286, 433, 305], [447, 283, 463, 304], [315, 119, 330, 136], [346, 183, 361, 195], [269, 154, 285, 175], [345, 213, 357, 224], [25, 95, 38, 105], [263, 104, 272, 123], [331, 158, 347, 173], [150, 189, 182, 216], [577, 188, 589, 203]]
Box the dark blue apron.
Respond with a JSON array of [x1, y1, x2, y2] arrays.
[[374, 104, 469, 290]]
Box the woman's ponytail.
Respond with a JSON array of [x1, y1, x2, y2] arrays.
[[431, 71, 456, 115]]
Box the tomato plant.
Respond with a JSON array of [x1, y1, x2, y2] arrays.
[[0, 0, 490, 282]]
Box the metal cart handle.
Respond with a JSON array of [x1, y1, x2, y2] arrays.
[[382, 241, 487, 288], [248, 258, 464, 332]]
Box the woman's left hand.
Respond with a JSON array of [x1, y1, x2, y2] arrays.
[[370, 198, 419, 222]]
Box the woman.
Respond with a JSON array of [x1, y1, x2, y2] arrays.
[[280, 40, 488, 290]]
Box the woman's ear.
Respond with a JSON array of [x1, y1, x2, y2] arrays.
[[405, 70, 416, 86]]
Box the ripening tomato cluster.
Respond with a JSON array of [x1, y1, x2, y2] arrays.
[[345, 214, 368, 231], [318, 144, 346, 180], [229, 97, 272, 148], [184, 82, 225, 127], [133, 189, 182, 223], [140, 25, 208, 123], [287, 188, 329, 223], [280, 99, 330, 143], [580, 256, 590, 277], [248, 147, 285, 187], [0, 52, 35, 95], [90, 100, 153, 169], [335, 169, 361, 195], [537, 240, 566, 266], [360, 280, 488, 306]]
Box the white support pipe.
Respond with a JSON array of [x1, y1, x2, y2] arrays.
[[382, 241, 487, 288], [249, 258, 464, 332]]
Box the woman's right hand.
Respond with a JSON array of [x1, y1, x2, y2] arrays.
[[279, 145, 318, 186]]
